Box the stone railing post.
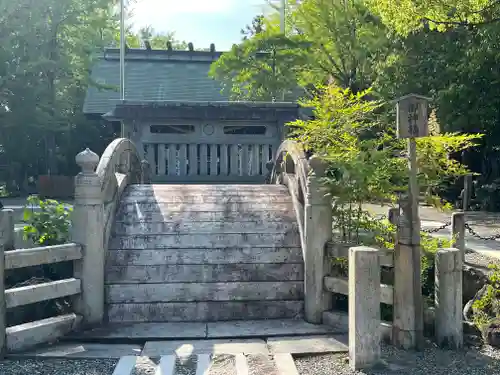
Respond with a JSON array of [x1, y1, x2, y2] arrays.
[[72, 148, 105, 326], [141, 159, 151, 184], [435, 248, 463, 349], [0, 209, 13, 358], [349, 246, 381, 370], [451, 212, 465, 261], [304, 156, 332, 324]]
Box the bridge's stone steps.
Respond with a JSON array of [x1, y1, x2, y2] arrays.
[[106, 184, 304, 323]]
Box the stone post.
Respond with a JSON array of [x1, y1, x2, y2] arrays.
[[0, 209, 13, 358], [349, 246, 381, 370], [141, 159, 151, 184], [435, 248, 463, 349], [304, 156, 332, 324], [72, 148, 105, 326], [451, 212, 465, 261], [393, 193, 424, 350]]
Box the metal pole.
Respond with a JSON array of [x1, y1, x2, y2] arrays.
[[120, 0, 125, 100]]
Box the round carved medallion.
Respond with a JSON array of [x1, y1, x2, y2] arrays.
[[203, 124, 215, 135]]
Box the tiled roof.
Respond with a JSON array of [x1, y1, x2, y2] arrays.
[[83, 48, 228, 114]]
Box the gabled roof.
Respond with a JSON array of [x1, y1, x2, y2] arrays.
[[83, 48, 228, 115]]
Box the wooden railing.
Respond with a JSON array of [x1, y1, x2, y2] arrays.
[[0, 210, 83, 355], [143, 142, 275, 183]]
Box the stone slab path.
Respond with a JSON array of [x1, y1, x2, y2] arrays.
[[63, 320, 342, 342], [8, 336, 348, 375]]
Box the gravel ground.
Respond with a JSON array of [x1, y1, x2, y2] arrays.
[[465, 250, 500, 269], [294, 343, 500, 375], [0, 358, 118, 375]]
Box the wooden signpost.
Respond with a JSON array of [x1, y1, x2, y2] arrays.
[[393, 93, 431, 350]]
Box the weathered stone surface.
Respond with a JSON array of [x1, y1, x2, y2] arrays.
[[109, 233, 300, 249], [106, 184, 304, 323], [5, 243, 82, 270], [6, 314, 82, 352], [206, 320, 336, 338], [435, 248, 463, 349], [141, 339, 268, 356], [5, 278, 81, 308], [125, 184, 290, 195], [463, 265, 488, 303], [106, 281, 304, 303], [267, 335, 348, 354], [106, 264, 304, 283], [348, 246, 381, 370], [114, 210, 296, 223], [10, 343, 142, 358], [485, 320, 500, 348], [274, 353, 300, 375], [107, 248, 303, 266], [107, 301, 304, 322], [65, 322, 207, 340], [116, 202, 294, 214], [113, 220, 298, 235], [120, 194, 293, 204]]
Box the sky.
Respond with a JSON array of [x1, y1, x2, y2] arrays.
[[130, 0, 273, 50]]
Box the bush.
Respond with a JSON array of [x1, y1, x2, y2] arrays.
[[471, 264, 500, 330], [331, 211, 451, 306], [23, 195, 72, 246], [5, 196, 74, 327]]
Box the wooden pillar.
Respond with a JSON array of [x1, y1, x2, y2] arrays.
[[72, 148, 105, 326], [303, 156, 332, 323]]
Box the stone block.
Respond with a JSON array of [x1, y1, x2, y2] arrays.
[[435, 248, 463, 349], [348, 246, 381, 370]]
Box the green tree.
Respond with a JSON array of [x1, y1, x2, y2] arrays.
[[209, 0, 390, 100], [127, 26, 188, 50], [0, 0, 119, 190], [365, 0, 500, 34]]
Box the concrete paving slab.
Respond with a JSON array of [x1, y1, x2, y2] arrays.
[[8, 343, 143, 359], [65, 323, 207, 341], [206, 320, 336, 339], [142, 339, 269, 357], [267, 335, 348, 354]]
